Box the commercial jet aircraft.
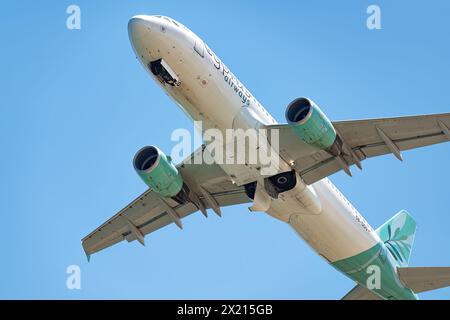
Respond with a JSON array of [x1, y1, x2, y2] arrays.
[[82, 15, 450, 299]]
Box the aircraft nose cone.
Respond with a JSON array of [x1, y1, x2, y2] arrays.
[[128, 15, 161, 59], [128, 16, 150, 42]]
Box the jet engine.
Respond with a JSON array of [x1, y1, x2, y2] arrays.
[[285, 97, 342, 156], [133, 146, 187, 201]]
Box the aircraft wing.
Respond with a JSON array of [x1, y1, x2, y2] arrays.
[[268, 113, 450, 185], [82, 147, 250, 258]]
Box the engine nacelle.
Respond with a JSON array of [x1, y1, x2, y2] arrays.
[[133, 146, 184, 198], [285, 97, 339, 153]]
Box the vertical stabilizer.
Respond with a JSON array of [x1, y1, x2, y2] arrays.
[[376, 210, 416, 267]]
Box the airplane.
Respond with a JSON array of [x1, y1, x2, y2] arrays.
[[82, 15, 450, 300]]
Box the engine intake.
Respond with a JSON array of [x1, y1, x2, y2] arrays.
[[133, 146, 184, 198], [285, 97, 339, 154]]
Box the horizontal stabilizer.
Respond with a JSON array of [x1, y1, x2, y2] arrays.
[[342, 285, 382, 300], [398, 267, 450, 293]]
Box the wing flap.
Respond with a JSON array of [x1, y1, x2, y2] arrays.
[[82, 188, 248, 257]]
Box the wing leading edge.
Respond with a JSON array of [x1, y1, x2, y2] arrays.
[[268, 112, 450, 185]]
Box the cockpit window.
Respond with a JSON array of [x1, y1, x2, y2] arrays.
[[155, 15, 188, 31], [194, 40, 205, 58], [161, 16, 181, 27]]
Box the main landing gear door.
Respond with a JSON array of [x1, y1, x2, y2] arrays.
[[248, 180, 271, 212]]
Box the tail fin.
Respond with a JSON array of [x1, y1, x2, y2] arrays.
[[398, 267, 450, 293], [376, 210, 416, 267]]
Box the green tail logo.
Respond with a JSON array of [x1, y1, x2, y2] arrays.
[[376, 210, 416, 267]]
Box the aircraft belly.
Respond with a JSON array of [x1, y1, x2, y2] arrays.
[[275, 178, 380, 263], [154, 30, 379, 264]]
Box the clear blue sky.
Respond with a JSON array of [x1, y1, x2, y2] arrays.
[[1, 0, 449, 299]]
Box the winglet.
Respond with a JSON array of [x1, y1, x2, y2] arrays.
[[82, 242, 91, 262]]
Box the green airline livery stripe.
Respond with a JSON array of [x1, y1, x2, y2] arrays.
[[332, 243, 418, 300]]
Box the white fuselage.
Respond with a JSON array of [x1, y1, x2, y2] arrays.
[[128, 15, 382, 264]]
